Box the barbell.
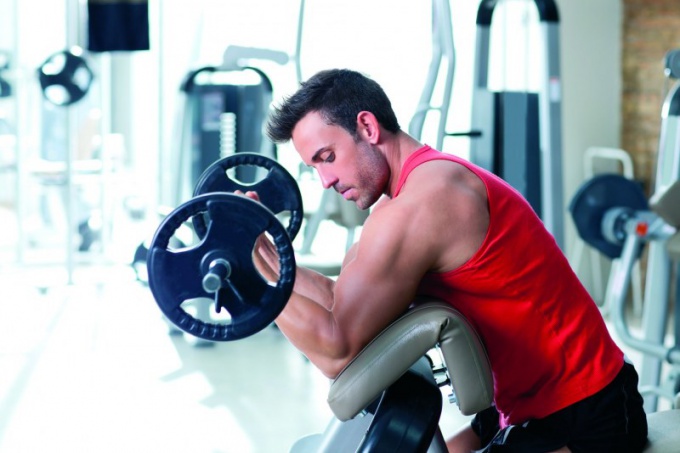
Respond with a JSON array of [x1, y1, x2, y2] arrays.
[[147, 153, 304, 341], [192, 152, 304, 240]]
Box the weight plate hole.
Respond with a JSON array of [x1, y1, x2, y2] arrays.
[[223, 163, 270, 186], [181, 297, 233, 325], [252, 231, 281, 287]]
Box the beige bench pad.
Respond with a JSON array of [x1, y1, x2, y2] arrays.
[[644, 409, 680, 452], [327, 300, 493, 421]]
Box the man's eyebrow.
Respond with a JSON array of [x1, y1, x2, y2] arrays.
[[310, 147, 330, 163]]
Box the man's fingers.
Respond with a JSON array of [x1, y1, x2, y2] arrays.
[[233, 190, 260, 201], [245, 191, 260, 201]]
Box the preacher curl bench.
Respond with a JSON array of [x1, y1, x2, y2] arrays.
[[292, 299, 680, 452]]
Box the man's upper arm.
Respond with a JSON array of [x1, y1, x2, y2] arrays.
[[330, 202, 437, 357]]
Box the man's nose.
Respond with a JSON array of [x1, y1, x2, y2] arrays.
[[317, 169, 338, 190]]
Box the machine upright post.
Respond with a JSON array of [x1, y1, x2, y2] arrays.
[[469, 0, 564, 250], [639, 80, 680, 412], [469, 4, 494, 174], [538, 19, 564, 250]]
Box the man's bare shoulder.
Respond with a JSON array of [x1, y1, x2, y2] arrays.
[[403, 158, 486, 199], [366, 158, 489, 273]]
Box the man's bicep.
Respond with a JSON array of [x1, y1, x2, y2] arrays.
[[332, 219, 432, 344]]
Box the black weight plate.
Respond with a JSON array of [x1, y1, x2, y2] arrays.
[[193, 153, 303, 240], [569, 173, 649, 259], [147, 193, 295, 341], [38, 49, 94, 106]]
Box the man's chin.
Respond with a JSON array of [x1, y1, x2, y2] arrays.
[[354, 197, 376, 211]]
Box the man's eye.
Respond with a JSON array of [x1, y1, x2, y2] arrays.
[[324, 153, 335, 163]]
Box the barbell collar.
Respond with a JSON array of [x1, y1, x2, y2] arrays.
[[202, 258, 232, 293]]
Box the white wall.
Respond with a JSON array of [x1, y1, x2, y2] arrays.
[[558, 0, 622, 289]]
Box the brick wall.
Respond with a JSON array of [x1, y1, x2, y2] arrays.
[[622, 0, 680, 191]]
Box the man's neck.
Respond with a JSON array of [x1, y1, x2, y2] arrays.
[[383, 133, 425, 198]]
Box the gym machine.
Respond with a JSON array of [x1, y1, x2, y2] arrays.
[[146, 153, 680, 452], [408, 0, 455, 152], [173, 47, 286, 206], [469, 0, 564, 250], [411, 0, 564, 249], [570, 49, 680, 412], [133, 45, 290, 284], [0, 50, 11, 99]]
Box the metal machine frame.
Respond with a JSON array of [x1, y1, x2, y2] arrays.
[[470, 0, 564, 249]]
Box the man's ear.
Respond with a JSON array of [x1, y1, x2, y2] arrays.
[[356, 111, 381, 144]]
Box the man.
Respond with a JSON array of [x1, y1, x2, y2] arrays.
[[251, 68, 647, 452]]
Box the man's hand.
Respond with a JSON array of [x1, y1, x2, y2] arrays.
[[236, 190, 281, 282]]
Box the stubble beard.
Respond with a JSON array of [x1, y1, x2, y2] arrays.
[[354, 142, 389, 210]]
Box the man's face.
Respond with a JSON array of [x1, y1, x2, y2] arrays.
[[292, 111, 388, 210]]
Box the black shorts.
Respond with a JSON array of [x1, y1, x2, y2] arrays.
[[471, 361, 648, 452]]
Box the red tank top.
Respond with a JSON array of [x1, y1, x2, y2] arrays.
[[398, 146, 623, 426]]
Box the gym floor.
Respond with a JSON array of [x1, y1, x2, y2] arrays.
[[0, 200, 667, 453]]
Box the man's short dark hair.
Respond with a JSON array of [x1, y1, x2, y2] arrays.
[[266, 68, 401, 143]]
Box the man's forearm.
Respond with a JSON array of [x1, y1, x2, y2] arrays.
[[292, 265, 336, 310], [275, 289, 350, 377]]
